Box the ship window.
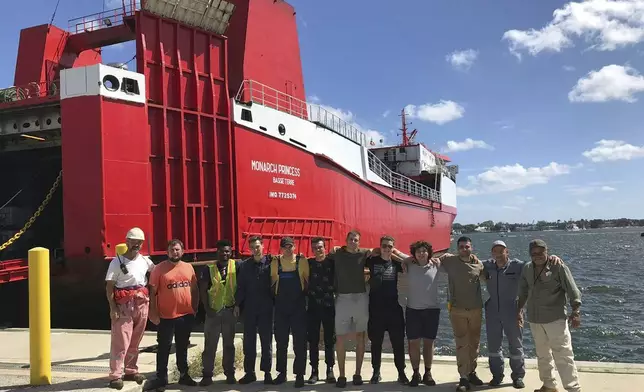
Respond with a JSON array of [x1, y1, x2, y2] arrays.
[[121, 77, 140, 95], [103, 75, 119, 92], [278, 124, 286, 136], [241, 108, 253, 122]]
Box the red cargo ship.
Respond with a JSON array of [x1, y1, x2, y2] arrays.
[[0, 0, 458, 326]]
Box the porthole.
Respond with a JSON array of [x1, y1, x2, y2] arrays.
[[278, 124, 286, 135], [102, 75, 119, 92]]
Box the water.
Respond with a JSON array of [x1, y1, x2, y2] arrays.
[[426, 227, 644, 363]]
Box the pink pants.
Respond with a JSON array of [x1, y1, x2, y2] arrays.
[[109, 295, 149, 380]]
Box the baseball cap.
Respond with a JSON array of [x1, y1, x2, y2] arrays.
[[529, 239, 547, 251], [280, 237, 295, 247], [491, 240, 507, 249], [126, 227, 145, 241]]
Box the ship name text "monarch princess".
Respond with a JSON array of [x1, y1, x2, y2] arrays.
[[251, 160, 301, 177]]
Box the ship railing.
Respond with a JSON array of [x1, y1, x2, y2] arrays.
[[68, 0, 140, 34], [367, 151, 441, 203], [235, 79, 368, 147], [0, 80, 60, 105]]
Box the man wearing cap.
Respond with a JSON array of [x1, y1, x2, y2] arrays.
[[105, 227, 155, 390], [517, 239, 582, 392], [270, 236, 310, 388], [483, 240, 563, 389]]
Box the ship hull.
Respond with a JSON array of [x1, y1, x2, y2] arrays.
[[233, 124, 456, 255]]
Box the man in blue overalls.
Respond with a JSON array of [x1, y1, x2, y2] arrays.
[[483, 240, 563, 389], [271, 236, 309, 388], [235, 235, 274, 385]]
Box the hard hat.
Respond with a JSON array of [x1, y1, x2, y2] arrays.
[[126, 227, 145, 241]]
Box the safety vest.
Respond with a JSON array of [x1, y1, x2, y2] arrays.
[[270, 254, 308, 295], [207, 260, 237, 312]]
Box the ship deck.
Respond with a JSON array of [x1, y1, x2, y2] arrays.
[[0, 328, 642, 391]]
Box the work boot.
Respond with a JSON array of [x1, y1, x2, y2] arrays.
[[326, 366, 336, 383], [178, 373, 197, 386], [456, 378, 471, 392], [468, 372, 484, 386], [273, 372, 287, 385], [370, 370, 381, 384], [489, 375, 503, 387], [398, 371, 409, 385], [534, 386, 558, 392], [238, 372, 257, 384], [123, 373, 146, 385], [108, 379, 124, 390], [513, 378, 525, 389], [294, 374, 305, 388], [307, 367, 319, 384], [199, 377, 213, 387], [423, 370, 436, 386]]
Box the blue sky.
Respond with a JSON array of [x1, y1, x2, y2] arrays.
[[2, 0, 643, 225]]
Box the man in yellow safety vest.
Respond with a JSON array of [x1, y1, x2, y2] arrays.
[[198, 239, 242, 386]]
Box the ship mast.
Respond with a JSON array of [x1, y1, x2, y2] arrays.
[[399, 108, 418, 146]]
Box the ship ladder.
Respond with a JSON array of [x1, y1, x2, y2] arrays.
[[0, 170, 63, 251]]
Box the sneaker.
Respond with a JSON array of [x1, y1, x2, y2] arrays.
[[264, 372, 273, 385], [409, 372, 421, 387], [294, 374, 305, 388], [423, 371, 436, 386], [398, 372, 409, 385], [273, 372, 287, 385], [513, 378, 525, 389], [336, 376, 347, 388], [456, 378, 471, 392], [123, 373, 146, 385], [108, 379, 123, 390], [489, 376, 503, 387], [326, 367, 337, 383], [370, 371, 381, 384], [199, 377, 213, 387], [352, 374, 363, 386], [468, 372, 484, 386], [178, 373, 197, 386], [307, 368, 319, 384], [238, 373, 257, 384], [226, 374, 236, 384]]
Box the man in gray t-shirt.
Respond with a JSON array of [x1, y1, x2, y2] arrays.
[[402, 240, 442, 387]]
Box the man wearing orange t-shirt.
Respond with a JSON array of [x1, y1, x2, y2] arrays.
[[144, 239, 199, 391]]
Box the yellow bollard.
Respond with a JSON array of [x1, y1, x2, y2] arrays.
[[28, 247, 51, 385], [115, 243, 128, 256]]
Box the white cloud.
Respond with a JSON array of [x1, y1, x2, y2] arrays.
[[563, 65, 576, 71], [443, 138, 494, 153], [457, 162, 572, 196], [577, 200, 591, 208], [405, 101, 465, 125], [502, 0, 644, 59], [569, 64, 644, 102], [502, 205, 521, 210], [601, 185, 617, 191], [564, 183, 618, 195], [382, 110, 390, 118], [308, 95, 321, 103], [582, 139, 644, 161], [446, 49, 479, 71], [105, 0, 124, 9]]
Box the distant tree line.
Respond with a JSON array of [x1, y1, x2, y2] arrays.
[[453, 218, 644, 233]]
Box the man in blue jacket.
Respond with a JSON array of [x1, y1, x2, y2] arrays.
[[483, 240, 563, 389]]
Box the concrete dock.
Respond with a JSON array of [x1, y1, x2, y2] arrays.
[[0, 329, 643, 391]]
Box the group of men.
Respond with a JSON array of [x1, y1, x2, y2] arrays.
[[105, 227, 584, 392]]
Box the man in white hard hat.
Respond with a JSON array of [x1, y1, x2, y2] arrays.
[[105, 227, 155, 390]]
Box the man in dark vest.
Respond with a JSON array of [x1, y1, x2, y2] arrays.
[[270, 236, 309, 388], [198, 240, 241, 386]]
